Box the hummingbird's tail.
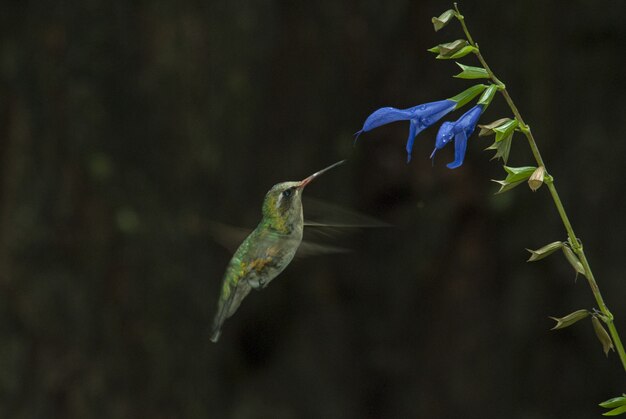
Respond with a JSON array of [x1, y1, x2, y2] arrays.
[[210, 281, 252, 343], [210, 326, 222, 343]]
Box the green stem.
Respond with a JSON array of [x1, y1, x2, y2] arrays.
[[454, 2, 626, 373]]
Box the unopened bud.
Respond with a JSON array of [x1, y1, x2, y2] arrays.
[[549, 309, 590, 330], [526, 241, 563, 262], [528, 166, 545, 191], [591, 316, 615, 356]]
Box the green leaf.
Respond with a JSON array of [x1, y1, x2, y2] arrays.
[[493, 179, 525, 194], [448, 84, 487, 109], [603, 405, 626, 416], [429, 39, 467, 55], [526, 241, 563, 262], [494, 119, 519, 142], [479, 118, 513, 136], [448, 45, 478, 59], [548, 309, 590, 330], [492, 166, 537, 194], [453, 62, 489, 79], [486, 134, 513, 164], [562, 246, 586, 277], [600, 396, 626, 409], [477, 84, 498, 107], [432, 9, 457, 31], [592, 316, 615, 357], [503, 166, 537, 183]]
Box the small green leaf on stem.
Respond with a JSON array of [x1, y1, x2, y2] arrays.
[[494, 119, 519, 142], [562, 246, 586, 278], [479, 118, 513, 136], [528, 166, 546, 192], [432, 9, 457, 31], [477, 84, 498, 107], [492, 166, 537, 194], [526, 241, 563, 262], [485, 134, 513, 164], [602, 404, 626, 416], [503, 166, 537, 183], [592, 316, 615, 357], [454, 62, 489, 79], [428, 39, 467, 56], [549, 309, 590, 330], [449, 84, 487, 109], [447, 45, 478, 59], [600, 395, 626, 409], [492, 179, 524, 194]]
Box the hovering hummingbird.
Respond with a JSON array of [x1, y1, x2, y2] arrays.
[[210, 160, 346, 342]]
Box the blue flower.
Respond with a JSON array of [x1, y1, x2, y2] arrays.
[[431, 104, 484, 169], [355, 99, 457, 162]]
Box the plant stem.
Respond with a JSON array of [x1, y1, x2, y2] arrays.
[[454, 2, 626, 373]]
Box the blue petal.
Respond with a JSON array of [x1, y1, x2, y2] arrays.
[[413, 100, 456, 129], [434, 121, 455, 150], [457, 105, 483, 135], [405, 120, 419, 162], [447, 130, 468, 169], [360, 107, 414, 132]]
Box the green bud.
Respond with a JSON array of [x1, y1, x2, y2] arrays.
[[448, 84, 487, 109], [479, 118, 513, 136], [562, 246, 586, 278], [526, 241, 563, 262], [549, 309, 590, 330], [453, 62, 489, 79], [528, 166, 546, 192], [432, 9, 457, 32], [592, 316, 615, 357]]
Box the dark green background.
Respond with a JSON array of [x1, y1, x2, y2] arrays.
[[1, 0, 625, 418]]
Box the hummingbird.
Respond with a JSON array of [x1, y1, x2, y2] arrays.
[[210, 160, 346, 342]]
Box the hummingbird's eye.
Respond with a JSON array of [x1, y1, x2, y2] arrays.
[[282, 188, 293, 198]]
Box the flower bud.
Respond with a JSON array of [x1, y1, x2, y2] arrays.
[[526, 241, 563, 262], [528, 166, 545, 191], [431, 9, 457, 31], [591, 316, 615, 356], [549, 309, 590, 330], [562, 245, 586, 278]]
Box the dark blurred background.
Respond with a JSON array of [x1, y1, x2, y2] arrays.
[[1, 0, 625, 418]]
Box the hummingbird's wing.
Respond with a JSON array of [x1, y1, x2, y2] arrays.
[[207, 220, 351, 257], [302, 197, 389, 228]]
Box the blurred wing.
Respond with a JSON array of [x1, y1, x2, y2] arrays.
[[303, 197, 389, 228], [296, 241, 351, 258], [208, 220, 350, 258], [207, 221, 252, 253]]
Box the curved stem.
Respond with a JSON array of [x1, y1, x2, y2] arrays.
[[454, 3, 626, 373]]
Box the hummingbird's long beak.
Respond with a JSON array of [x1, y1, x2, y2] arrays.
[[298, 160, 346, 189]]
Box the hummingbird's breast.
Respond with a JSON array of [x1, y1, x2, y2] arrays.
[[244, 227, 302, 290]]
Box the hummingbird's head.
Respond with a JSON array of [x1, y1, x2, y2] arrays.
[[262, 181, 305, 232], [261, 160, 346, 233]]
